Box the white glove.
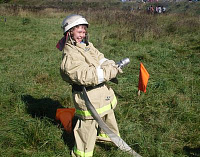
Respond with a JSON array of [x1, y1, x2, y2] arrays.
[[101, 61, 123, 81]]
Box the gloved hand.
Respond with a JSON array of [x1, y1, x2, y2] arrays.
[[112, 64, 123, 74], [101, 60, 115, 67], [101, 60, 123, 74], [101, 62, 123, 82]]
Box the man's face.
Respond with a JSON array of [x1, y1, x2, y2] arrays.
[[72, 25, 86, 43]]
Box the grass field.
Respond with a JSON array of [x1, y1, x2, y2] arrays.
[[0, 1, 200, 157]]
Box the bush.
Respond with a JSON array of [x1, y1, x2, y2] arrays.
[[0, 0, 12, 3]]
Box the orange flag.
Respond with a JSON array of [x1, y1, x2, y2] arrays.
[[56, 108, 76, 133], [138, 63, 150, 93]]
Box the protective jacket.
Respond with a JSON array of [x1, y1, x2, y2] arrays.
[[60, 41, 119, 120]]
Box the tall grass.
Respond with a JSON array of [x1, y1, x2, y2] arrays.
[[0, 2, 200, 157]]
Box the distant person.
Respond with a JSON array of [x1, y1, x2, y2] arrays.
[[57, 14, 122, 157], [158, 6, 162, 13], [147, 6, 150, 14], [155, 6, 158, 13], [150, 5, 154, 14], [162, 6, 166, 13]]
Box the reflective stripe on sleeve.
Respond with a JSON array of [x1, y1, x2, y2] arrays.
[[96, 66, 104, 84], [73, 146, 93, 157], [76, 96, 117, 117]]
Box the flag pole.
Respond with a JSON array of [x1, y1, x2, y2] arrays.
[[138, 90, 141, 96]]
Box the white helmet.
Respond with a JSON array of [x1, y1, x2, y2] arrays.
[[62, 14, 89, 34]]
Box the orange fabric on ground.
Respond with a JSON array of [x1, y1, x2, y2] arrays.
[[138, 63, 150, 93], [56, 108, 76, 133]]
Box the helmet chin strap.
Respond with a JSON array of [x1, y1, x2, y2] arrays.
[[83, 33, 89, 46], [68, 32, 76, 46]]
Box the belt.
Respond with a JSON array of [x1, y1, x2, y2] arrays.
[[72, 83, 104, 92]]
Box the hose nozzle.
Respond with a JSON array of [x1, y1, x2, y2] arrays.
[[116, 58, 130, 68]]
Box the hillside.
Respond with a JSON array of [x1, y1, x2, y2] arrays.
[[1, 0, 200, 15]]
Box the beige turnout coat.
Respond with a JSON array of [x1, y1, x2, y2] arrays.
[[60, 41, 119, 120]]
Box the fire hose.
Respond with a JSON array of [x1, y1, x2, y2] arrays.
[[82, 58, 142, 157]]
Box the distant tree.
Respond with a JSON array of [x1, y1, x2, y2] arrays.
[[0, 0, 12, 3]]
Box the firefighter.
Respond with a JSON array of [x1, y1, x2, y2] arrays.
[[59, 14, 122, 157]]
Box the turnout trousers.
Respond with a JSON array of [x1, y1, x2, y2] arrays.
[[72, 110, 119, 157]]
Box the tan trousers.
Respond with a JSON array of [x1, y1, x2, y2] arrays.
[[72, 110, 119, 157]]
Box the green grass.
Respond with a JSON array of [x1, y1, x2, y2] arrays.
[[0, 2, 200, 157]]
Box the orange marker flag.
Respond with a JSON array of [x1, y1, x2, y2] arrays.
[[56, 108, 76, 133], [138, 63, 150, 93]]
